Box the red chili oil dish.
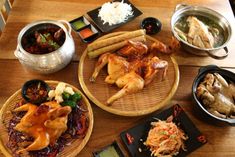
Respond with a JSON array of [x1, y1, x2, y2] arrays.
[[22, 80, 50, 104], [21, 24, 65, 54], [7, 93, 89, 157], [77, 24, 99, 43], [79, 27, 94, 39]]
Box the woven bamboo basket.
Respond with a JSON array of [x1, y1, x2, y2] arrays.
[[78, 32, 180, 116], [0, 81, 94, 157]]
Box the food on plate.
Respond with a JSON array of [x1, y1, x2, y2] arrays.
[[125, 133, 134, 145], [98, 0, 133, 26], [22, 80, 50, 104], [87, 29, 146, 58], [174, 15, 224, 49], [79, 27, 94, 39], [141, 17, 162, 35], [13, 102, 72, 153], [144, 118, 188, 156], [90, 35, 179, 105], [88, 35, 146, 59], [71, 20, 86, 30], [7, 82, 89, 156], [196, 73, 235, 118], [21, 24, 65, 54]]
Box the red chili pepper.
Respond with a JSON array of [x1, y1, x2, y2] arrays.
[[77, 114, 87, 135], [126, 133, 134, 144], [47, 150, 58, 157]]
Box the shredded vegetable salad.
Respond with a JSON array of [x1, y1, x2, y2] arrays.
[[144, 120, 188, 157]]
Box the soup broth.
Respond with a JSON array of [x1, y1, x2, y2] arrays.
[[21, 24, 65, 54], [174, 15, 225, 48]]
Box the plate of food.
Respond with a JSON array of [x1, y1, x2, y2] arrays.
[[87, 0, 143, 32], [0, 80, 93, 157], [120, 104, 207, 157], [78, 29, 180, 116], [193, 65, 235, 125]]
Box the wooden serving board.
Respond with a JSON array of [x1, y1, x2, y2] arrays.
[[0, 81, 94, 157], [78, 32, 180, 116]]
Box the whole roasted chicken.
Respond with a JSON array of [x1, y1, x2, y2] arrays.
[[196, 73, 235, 118], [90, 39, 178, 105], [13, 101, 71, 153]]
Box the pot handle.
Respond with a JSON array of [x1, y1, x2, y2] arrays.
[[225, 119, 235, 126], [14, 46, 34, 63], [206, 47, 229, 59], [198, 65, 220, 75], [175, 3, 189, 11], [58, 20, 72, 36]]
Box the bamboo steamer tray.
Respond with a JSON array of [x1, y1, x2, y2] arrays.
[[78, 32, 179, 116], [0, 81, 94, 157]]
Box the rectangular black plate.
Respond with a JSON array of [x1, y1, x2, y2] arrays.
[[120, 104, 207, 157], [87, 0, 143, 33]]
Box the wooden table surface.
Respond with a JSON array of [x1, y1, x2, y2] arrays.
[[0, 0, 235, 156]]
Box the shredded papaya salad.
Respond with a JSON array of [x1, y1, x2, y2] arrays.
[[144, 120, 188, 157]]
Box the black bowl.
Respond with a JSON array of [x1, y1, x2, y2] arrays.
[[192, 65, 235, 126], [22, 79, 50, 104], [140, 17, 162, 34]]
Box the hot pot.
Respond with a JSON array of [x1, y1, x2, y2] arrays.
[[171, 4, 232, 59], [14, 20, 75, 74], [192, 65, 235, 125]]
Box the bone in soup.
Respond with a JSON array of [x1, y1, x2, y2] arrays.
[[21, 24, 65, 54], [174, 15, 225, 49]]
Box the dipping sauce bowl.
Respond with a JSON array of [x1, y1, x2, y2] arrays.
[[22, 79, 50, 104], [70, 16, 90, 31], [141, 17, 162, 34], [78, 24, 99, 43], [70, 16, 99, 43]]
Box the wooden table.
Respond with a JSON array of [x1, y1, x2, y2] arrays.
[[0, 0, 235, 156]]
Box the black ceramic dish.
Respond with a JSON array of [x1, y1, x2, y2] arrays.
[[87, 0, 143, 33], [70, 16, 90, 31], [120, 104, 206, 157], [22, 79, 50, 104], [77, 24, 99, 43], [192, 65, 235, 126], [140, 17, 162, 35], [93, 141, 125, 157]]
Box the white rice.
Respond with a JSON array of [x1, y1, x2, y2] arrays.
[[98, 0, 133, 26]]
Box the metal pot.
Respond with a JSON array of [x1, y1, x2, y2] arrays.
[[192, 65, 235, 125], [14, 20, 75, 74], [171, 4, 232, 59]]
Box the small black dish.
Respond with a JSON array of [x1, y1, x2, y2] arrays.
[[22, 79, 50, 104], [141, 17, 162, 35], [77, 24, 99, 43], [120, 104, 207, 157], [70, 16, 90, 31], [87, 0, 143, 33], [192, 65, 235, 126], [93, 141, 125, 157]]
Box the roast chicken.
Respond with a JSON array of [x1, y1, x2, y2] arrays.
[[13, 101, 71, 153], [196, 73, 235, 118], [90, 39, 178, 105]]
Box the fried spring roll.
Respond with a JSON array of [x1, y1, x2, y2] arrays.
[[88, 35, 146, 58], [87, 29, 146, 52]]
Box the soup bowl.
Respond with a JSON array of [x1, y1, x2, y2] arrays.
[[14, 20, 75, 74], [192, 65, 235, 125], [171, 4, 232, 59]]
